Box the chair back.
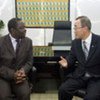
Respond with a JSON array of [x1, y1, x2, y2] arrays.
[[52, 21, 72, 46]]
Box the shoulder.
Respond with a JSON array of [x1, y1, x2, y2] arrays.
[[0, 34, 9, 43], [25, 37, 32, 41], [92, 33, 100, 39], [24, 37, 32, 43], [92, 33, 100, 43], [23, 37, 32, 46]]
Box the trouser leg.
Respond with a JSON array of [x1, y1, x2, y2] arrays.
[[58, 78, 85, 100], [84, 78, 100, 100], [0, 78, 12, 100], [12, 80, 30, 100]]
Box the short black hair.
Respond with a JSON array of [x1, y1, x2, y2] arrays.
[[76, 16, 91, 31], [8, 18, 22, 33]]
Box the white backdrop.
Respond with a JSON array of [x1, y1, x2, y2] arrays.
[[0, 0, 100, 46], [76, 0, 100, 34]]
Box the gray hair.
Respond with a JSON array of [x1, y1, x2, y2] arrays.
[[76, 16, 91, 31]]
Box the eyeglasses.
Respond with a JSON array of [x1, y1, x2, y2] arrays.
[[73, 26, 83, 30]]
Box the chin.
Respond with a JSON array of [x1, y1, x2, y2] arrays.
[[20, 36, 25, 39], [75, 36, 78, 39], [75, 36, 81, 39], [21, 33, 26, 38]]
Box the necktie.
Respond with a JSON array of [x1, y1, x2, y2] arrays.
[[16, 39, 20, 55], [83, 41, 89, 60]]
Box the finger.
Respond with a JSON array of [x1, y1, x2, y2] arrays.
[[16, 77, 26, 84], [60, 56, 65, 60], [16, 80, 23, 84], [16, 76, 22, 80], [22, 77, 26, 81]]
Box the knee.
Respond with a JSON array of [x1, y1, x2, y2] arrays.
[[58, 84, 73, 100], [84, 94, 100, 100], [0, 91, 12, 100], [18, 90, 30, 97], [17, 91, 30, 100]]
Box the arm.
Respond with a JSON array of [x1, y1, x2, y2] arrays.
[[67, 40, 77, 67], [0, 66, 15, 80], [59, 40, 77, 69], [21, 39, 33, 74], [0, 38, 15, 80], [14, 39, 33, 84]]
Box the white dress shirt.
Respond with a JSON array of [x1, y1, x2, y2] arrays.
[[9, 34, 18, 52], [82, 33, 92, 52]]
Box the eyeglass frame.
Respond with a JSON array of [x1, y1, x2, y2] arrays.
[[73, 26, 84, 30]]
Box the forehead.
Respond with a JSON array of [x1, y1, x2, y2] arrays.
[[74, 19, 81, 26], [17, 21, 25, 27]]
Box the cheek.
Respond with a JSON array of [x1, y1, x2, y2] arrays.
[[74, 30, 78, 36], [80, 32, 84, 37], [22, 28, 26, 32], [19, 29, 26, 35], [75, 31, 81, 39]]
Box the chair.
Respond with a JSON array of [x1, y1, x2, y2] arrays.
[[48, 21, 72, 46]]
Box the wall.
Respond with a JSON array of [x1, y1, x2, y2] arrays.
[[0, 0, 100, 46], [0, 0, 15, 36], [75, 0, 100, 34]]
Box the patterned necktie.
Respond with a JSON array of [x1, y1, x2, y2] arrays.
[[16, 39, 20, 55], [83, 41, 89, 60]]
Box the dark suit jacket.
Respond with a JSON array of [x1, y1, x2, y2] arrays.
[[66, 33, 100, 78], [0, 34, 33, 81]]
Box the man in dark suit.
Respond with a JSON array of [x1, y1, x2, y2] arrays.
[[58, 16, 100, 100], [0, 18, 33, 100]]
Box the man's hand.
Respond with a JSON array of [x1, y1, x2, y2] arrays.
[[14, 68, 26, 84], [19, 68, 26, 79], [59, 56, 68, 68]]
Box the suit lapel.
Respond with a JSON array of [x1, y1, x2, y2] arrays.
[[77, 39, 86, 62], [4, 35, 27, 59], [17, 38, 26, 57], [87, 34, 97, 61], [4, 35, 15, 57]]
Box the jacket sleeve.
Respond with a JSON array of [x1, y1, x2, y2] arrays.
[[0, 66, 15, 80], [22, 39, 33, 74], [66, 40, 77, 67]]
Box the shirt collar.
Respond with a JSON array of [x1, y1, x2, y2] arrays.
[[9, 34, 16, 43], [9, 34, 21, 42], [82, 33, 92, 44]]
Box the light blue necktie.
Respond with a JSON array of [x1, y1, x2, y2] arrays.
[[83, 41, 89, 60]]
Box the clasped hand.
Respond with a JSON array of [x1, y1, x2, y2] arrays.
[[14, 68, 26, 84]]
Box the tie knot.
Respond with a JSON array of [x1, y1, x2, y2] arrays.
[[83, 40, 86, 44], [16, 39, 21, 47], [16, 39, 20, 43], [83, 41, 87, 48]]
